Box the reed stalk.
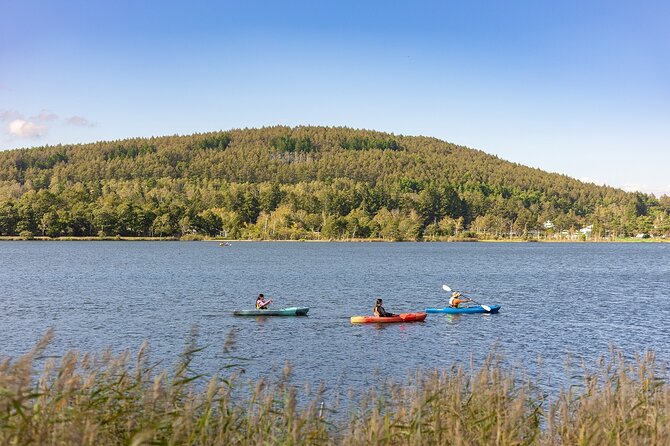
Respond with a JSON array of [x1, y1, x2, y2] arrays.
[[1, 333, 668, 445]]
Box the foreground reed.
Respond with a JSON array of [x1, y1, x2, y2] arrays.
[[1, 332, 668, 445]]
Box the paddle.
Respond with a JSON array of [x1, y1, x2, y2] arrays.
[[442, 284, 492, 312]]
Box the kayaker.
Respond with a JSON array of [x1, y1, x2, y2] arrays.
[[449, 291, 471, 308], [373, 298, 397, 317], [255, 293, 272, 310]]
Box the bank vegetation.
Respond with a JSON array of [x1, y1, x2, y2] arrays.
[[1, 332, 668, 445]]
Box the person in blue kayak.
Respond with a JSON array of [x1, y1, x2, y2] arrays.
[[449, 291, 471, 308], [373, 298, 397, 317], [256, 293, 272, 310]]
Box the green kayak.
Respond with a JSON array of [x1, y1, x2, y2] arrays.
[[233, 307, 309, 316]]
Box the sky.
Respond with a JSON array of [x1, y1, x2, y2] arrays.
[[1, 0, 669, 196]]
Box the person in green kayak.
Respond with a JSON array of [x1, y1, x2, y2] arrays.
[[373, 298, 397, 317], [256, 293, 272, 310], [449, 291, 471, 308]]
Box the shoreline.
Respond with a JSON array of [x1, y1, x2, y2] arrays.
[[1, 235, 667, 243]]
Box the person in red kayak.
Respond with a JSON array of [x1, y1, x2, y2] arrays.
[[256, 293, 272, 310], [373, 298, 397, 317], [449, 291, 471, 308]]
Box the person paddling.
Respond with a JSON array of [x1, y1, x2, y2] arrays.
[[256, 293, 272, 310], [373, 298, 397, 317], [449, 291, 471, 308]]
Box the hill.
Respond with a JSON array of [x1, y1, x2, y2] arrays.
[[0, 126, 668, 239]]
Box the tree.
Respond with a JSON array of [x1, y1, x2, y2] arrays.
[[151, 213, 174, 237], [116, 202, 142, 236], [321, 215, 347, 239], [39, 210, 64, 237], [0, 202, 18, 235], [178, 216, 192, 236], [398, 210, 422, 241], [195, 209, 222, 236], [243, 190, 260, 223], [344, 208, 372, 239], [93, 206, 117, 236], [373, 208, 401, 241], [438, 216, 463, 237], [259, 183, 282, 213]]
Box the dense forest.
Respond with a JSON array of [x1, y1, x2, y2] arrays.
[[0, 126, 668, 240]]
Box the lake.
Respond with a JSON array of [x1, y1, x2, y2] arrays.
[[1, 241, 669, 395]]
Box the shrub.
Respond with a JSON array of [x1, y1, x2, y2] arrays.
[[18, 230, 33, 240]]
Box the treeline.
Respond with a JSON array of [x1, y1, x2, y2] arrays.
[[0, 126, 668, 239]]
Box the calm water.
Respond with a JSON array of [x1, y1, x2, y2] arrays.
[[1, 241, 669, 394]]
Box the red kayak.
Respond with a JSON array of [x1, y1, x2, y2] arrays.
[[350, 312, 427, 324]]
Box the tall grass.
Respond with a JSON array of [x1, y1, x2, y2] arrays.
[[544, 348, 670, 445], [1, 332, 668, 445]]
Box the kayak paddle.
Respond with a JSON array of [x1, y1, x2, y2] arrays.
[[442, 284, 492, 312]]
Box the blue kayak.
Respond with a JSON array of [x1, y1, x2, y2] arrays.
[[425, 305, 501, 314]]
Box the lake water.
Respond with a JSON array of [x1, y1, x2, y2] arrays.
[[1, 241, 669, 395]]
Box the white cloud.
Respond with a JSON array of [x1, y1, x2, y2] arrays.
[[0, 109, 21, 122], [34, 109, 58, 122], [67, 115, 96, 127], [2, 109, 98, 141], [2, 109, 97, 141], [8, 119, 47, 138]]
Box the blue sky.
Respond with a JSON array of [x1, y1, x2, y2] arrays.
[[1, 0, 669, 195]]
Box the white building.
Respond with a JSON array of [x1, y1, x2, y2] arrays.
[[579, 225, 593, 237]]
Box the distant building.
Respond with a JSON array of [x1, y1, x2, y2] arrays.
[[543, 220, 554, 229], [579, 225, 593, 235]]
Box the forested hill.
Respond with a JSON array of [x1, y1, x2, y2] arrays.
[[0, 126, 668, 239]]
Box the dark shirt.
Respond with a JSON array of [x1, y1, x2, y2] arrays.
[[375, 304, 392, 317]]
